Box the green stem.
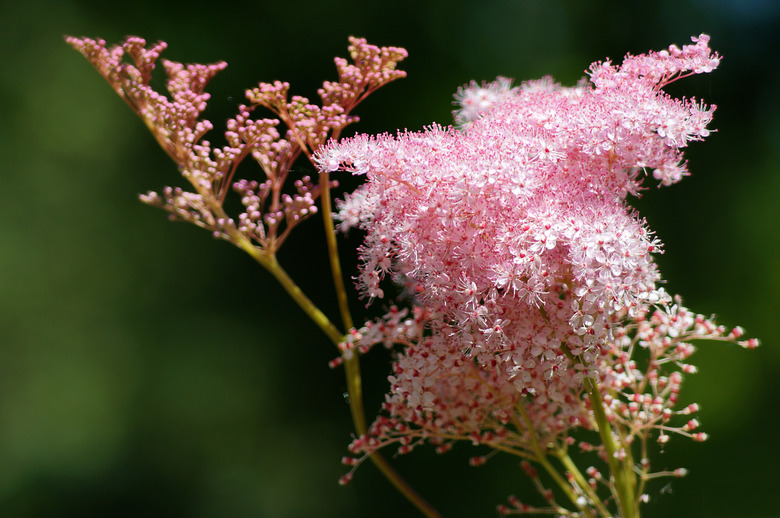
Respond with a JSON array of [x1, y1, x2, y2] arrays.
[[262, 254, 345, 346], [553, 447, 612, 517], [318, 172, 441, 518], [344, 353, 440, 518], [207, 202, 345, 347], [319, 171, 354, 331], [583, 376, 637, 518], [343, 355, 366, 435], [219, 168, 439, 517], [515, 402, 596, 518], [252, 245, 439, 517]]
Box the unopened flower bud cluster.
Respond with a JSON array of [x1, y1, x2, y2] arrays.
[[66, 35, 407, 254]]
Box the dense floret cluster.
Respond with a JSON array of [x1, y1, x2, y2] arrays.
[[318, 37, 755, 511]]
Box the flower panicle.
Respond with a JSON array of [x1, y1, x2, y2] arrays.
[[66, 35, 407, 255], [323, 36, 408, 110], [588, 33, 722, 92], [337, 296, 756, 516], [65, 36, 226, 164], [247, 37, 408, 156], [320, 35, 757, 516]]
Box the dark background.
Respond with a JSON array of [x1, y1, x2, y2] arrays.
[[2, 0, 778, 516]]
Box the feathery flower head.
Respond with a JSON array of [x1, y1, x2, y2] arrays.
[[316, 36, 741, 465], [317, 36, 723, 356]]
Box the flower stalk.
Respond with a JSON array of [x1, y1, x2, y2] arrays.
[[584, 376, 636, 518], [515, 401, 596, 518]]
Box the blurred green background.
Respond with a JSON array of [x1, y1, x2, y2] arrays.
[[2, 0, 778, 516]]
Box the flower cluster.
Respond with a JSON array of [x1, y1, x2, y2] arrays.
[[66, 35, 407, 254], [318, 35, 755, 513], [452, 76, 517, 127]]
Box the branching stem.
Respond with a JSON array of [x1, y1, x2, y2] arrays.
[[515, 401, 596, 518], [318, 171, 441, 518], [583, 376, 638, 518]]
